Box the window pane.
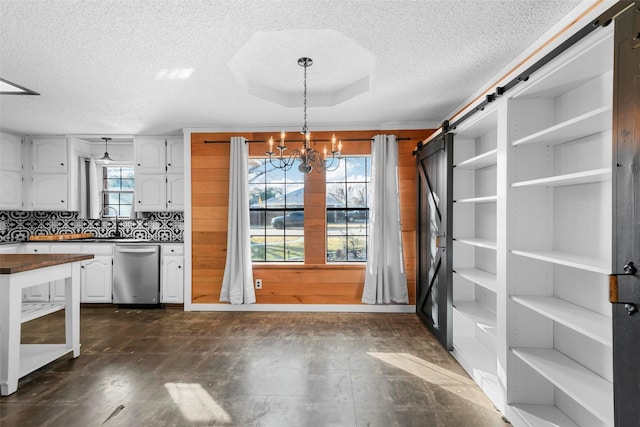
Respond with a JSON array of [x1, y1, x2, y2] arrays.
[[326, 156, 371, 263], [326, 183, 346, 207], [108, 192, 120, 204], [347, 183, 367, 208], [346, 157, 367, 182], [119, 206, 132, 217], [120, 193, 133, 204]]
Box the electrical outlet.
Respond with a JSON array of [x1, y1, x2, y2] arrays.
[[255, 279, 262, 289]]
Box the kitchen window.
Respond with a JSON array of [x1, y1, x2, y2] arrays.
[[249, 159, 304, 262], [102, 166, 134, 217], [326, 156, 371, 262]]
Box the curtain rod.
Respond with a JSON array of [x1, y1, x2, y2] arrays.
[[204, 137, 411, 144]]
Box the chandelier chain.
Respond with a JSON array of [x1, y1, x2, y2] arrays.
[[302, 61, 308, 136]]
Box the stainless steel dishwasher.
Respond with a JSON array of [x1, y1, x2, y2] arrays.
[[113, 244, 160, 305]]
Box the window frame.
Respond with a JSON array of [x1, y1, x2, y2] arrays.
[[101, 165, 134, 217]]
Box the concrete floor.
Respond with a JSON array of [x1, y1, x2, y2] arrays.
[[1, 308, 509, 426]]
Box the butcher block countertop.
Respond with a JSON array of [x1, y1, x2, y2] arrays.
[[0, 254, 94, 274]]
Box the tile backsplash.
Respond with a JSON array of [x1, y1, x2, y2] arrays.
[[0, 211, 184, 243]]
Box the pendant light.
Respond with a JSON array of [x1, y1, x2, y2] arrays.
[[98, 137, 113, 164]]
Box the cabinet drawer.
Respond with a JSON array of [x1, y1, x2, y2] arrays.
[[81, 244, 114, 256], [163, 244, 184, 256], [49, 243, 83, 254]]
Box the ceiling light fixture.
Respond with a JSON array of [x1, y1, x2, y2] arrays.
[[266, 57, 341, 174], [97, 137, 113, 164]]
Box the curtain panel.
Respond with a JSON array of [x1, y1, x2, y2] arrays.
[[220, 136, 256, 304], [362, 134, 408, 304]]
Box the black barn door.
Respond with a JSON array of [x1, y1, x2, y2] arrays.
[[611, 3, 640, 426], [416, 133, 453, 350]]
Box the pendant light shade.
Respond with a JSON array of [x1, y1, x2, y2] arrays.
[[98, 137, 113, 164]]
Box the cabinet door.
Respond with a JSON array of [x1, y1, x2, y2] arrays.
[[135, 174, 166, 211], [49, 280, 66, 302], [32, 174, 68, 210], [20, 244, 51, 302], [166, 136, 184, 173], [135, 136, 166, 173], [0, 132, 23, 172], [80, 256, 113, 303], [32, 137, 67, 173], [166, 174, 184, 211], [162, 255, 184, 303], [0, 171, 22, 209]]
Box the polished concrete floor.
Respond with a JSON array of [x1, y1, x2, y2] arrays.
[[1, 308, 509, 427]]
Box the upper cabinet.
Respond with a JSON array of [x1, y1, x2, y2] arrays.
[[0, 132, 23, 172], [30, 137, 70, 211], [135, 136, 166, 173], [0, 132, 25, 210], [166, 136, 184, 173], [134, 136, 184, 212], [31, 137, 68, 173]]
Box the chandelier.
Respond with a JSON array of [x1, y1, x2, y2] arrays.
[[266, 57, 342, 174]]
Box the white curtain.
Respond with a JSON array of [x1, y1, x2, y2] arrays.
[[362, 134, 408, 304], [88, 157, 100, 219], [220, 137, 256, 304]]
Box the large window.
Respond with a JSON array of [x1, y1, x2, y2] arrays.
[[326, 156, 371, 262], [249, 159, 305, 262], [102, 166, 134, 217]]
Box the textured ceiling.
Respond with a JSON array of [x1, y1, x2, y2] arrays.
[[0, 0, 583, 136]]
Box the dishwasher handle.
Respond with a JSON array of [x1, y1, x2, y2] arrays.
[[116, 247, 158, 254]]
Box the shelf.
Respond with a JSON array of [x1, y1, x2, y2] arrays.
[[454, 237, 497, 251], [511, 249, 609, 274], [511, 29, 612, 99], [511, 105, 612, 147], [21, 302, 65, 324], [454, 195, 497, 204], [19, 344, 73, 378], [454, 301, 496, 338], [511, 347, 613, 425], [453, 337, 497, 374], [512, 296, 611, 347], [512, 168, 611, 188], [454, 267, 497, 293], [510, 404, 579, 427], [454, 149, 498, 170]]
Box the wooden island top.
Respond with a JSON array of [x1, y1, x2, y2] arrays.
[[0, 254, 94, 274]]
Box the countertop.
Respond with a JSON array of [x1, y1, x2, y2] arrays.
[[0, 254, 94, 274]]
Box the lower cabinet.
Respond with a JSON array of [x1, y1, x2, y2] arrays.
[[80, 256, 113, 303], [79, 244, 113, 303], [161, 244, 184, 303]]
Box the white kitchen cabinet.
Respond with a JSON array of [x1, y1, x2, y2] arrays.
[[0, 132, 24, 210], [135, 136, 167, 173], [166, 136, 184, 173], [31, 174, 68, 211], [0, 132, 23, 172], [167, 174, 184, 211], [80, 244, 113, 303], [0, 245, 19, 254], [0, 171, 23, 210], [134, 135, 184, 212], [80, 257, 113, 303], [31, 137, 67, 173], [161, 244, 183, 303], [20, 244, 53, 302], [135, 174, 167, 212]]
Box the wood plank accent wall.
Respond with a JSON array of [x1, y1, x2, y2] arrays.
[[191, 129, 435, 304]]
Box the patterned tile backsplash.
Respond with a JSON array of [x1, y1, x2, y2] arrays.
[[0, 211, 184, 243]]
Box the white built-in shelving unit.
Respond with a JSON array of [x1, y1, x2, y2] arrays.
[[505, 26, 613, 427], [447, 24, 614, 427], [451, 106, 503, 408]]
